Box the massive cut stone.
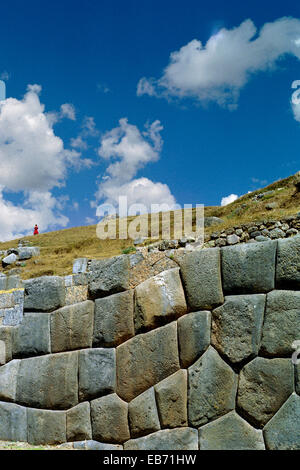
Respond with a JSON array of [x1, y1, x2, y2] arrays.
[[13, 312, 51, 357], [50, 300, 94, 353], [237, 357, 294, 427], [263, 393, 300, 450], [73, 440, 123, 450], [188, 346, 237, 427], [221, 241, 277, 294], [124, 428, 198, 450], [212, 294, 265, 364], [296, 362, 300, 395], [24, 276, 66, 312], [16, 351, 78, 409], [0, 326, 13, 362], [0, 359, 20, 401], [0, 289, 24, 326], [179, 248, 224, 310], [128, 387, 160, 438], [91, 393, 130, 443], [0, 402, 27, 442], [67, 402, 92, 441], [27, 408, 66, 445], [276, 235, 300, 289], [88, 255, 130, 299], [78, 348, 116, 401], [134, 268, 187, 332], [177, 311, 211, 368], [199, 411, 265, 450], [117, 322, 180, 402], [154, 370, 187, 429], [261, 290, 300, 356], [93, 290, 134, 347]]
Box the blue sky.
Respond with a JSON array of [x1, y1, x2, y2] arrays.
[[0, 0, 300, 240]]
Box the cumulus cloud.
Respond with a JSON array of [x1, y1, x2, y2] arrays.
[[95, 118, 176, 212], [291, 80, 300, 122], [221, 194, 239, 206], [138, 17, 300, 108]]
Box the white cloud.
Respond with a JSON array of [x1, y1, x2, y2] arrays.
[[221, 194, 239, 206], [138, 17, 300, 108]]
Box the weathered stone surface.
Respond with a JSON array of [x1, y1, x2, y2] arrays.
[[88, 255, 130, 299], [134, 268, 187, 332], [296, 362, 300, 395], [78, 348, 116, 401], [212, 294, 265, 363], [0, 402, 27, 442], [179, 248, 223, 310], [67, 402, 92, 441], [237, 357, 294, 427], [73, 440, 123, 450], [24, 276, 66, 312], [0, 340, 5, 365], [154, 370, 187, 429], [261, 290, 300, 356], [18, 247, 40, 260], [124, 428, 198, 450], [0, 359, 20, 401], [264, 393, 300, 450], [199, 411, 265, 450], [73, 258, 88, 274], [117, 322, 180, 402], [2, 253, 17, 267], [65, 285, 88, 306], [16, 352, 78, 409], [27, 408, 66, 445], [50, 300, 94, 353], [13, 312, 51, 357], [94, 290, 134, 347], [91, 393, 130, 443], [188, 346, 238, 427], [222, 241, 277, 294], [128, 387, 160, 438], [276, 235, 300, 289], [0, 326, 13, 362], [0, 289, 24, 326], [178, 311, 211, 368]]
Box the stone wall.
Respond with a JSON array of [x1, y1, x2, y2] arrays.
[[0, 235, 299, 450]]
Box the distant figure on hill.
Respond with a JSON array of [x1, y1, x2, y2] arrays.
[[33, 224, 39, 235]]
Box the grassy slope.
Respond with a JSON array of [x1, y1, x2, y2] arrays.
[[0, 173, 299, 280]]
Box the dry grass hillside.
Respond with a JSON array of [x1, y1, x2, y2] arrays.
[[0, 172, 299, 280]]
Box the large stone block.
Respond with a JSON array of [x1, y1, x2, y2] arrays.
[[65, 286, 88, 306], [276, 235, 300, 289], [179, 248, 224, 310], [221, 241, 277, 294], [263, 393, 300, 450], [0, 326, 13, 362], [134, 268, 187, 332], [117, 322, 180, 402], [27, 408, 66, 445], [16, 351, 78, 409], [188, 346, 238, 427], [154, 370, 187, 429], [78, 348, 116, 401], [88, 255, 130, 299], [0, 359, 20, 401], [199, 411, 265, 450], [91, 393, 130, 443], [212, 294, 265, 364], [93, 290, 134, 347], [0, 289, 24, 326], [128, 387, 160, 438], [67, 402, 92, 441], [124, 428, 198, 450], [0, 402, 27, 442], [261, 290, 300, 357], [50, 301, 94, 353], [237, 357, 294, 427], [13, 312, 51, 357], [73, 440, 123, 450], [0, 341, 5, 365], [178, 311, 211, 368], [24, 276, 65, 312]]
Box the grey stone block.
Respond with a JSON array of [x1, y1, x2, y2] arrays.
[[124, 428, 199, 450], [73, 440, 123, 450], [73, 258, 88, 274], [179, 248, 224, 311], [27, 408, 66, 445], [0, 341, 5, 365], [6, 275, 23, 290], [221, 241, 277, 294], [154, 370, 187, 429], [0, 326, 13, 362], [94, 290, 134, 347], [88, 255, 130, 299], [128, 387, 160, 438], [67, 402, 92, 441], [0, 401, 27, 442], [178, 311, 211, 368], [78, 348, 116, 401], [50, 300, 94, 352], [212, 294, 265, 364], [91, 393, 130, 444], [276, 235, 300, 289], [13, 312, 51, 357], [24, 276, 66, 312], [188, 346, 238, 427], [0, 359, 20, 401], [199, 411, 265, 450]]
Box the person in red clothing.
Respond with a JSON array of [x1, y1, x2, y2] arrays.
[[33, 224, 39, 235]]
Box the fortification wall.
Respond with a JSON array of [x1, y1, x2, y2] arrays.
[[0, 235, 299, 450]]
